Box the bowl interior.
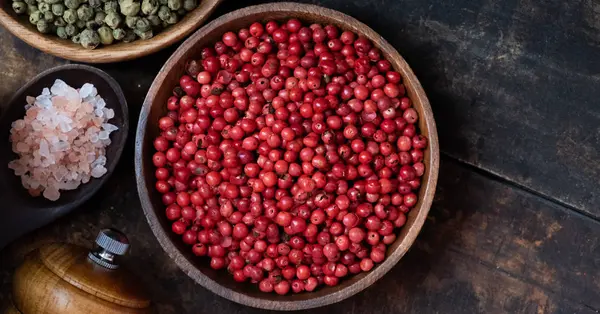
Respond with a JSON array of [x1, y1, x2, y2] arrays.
[[0, 0, 222, 63], [0, 64, 128, 245], [137, 3, 438, 310]]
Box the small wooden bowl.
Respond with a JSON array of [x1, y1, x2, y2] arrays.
[[0, 0, 222, 63], [136, 3, 439, 310], [0, 64, 128, 248]]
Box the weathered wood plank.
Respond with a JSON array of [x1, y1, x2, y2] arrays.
[[1, 158, 597, 313]]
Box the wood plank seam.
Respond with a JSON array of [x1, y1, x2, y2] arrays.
[[440, 153, 600, 223]]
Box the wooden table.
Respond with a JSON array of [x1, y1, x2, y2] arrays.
[[1, 0, 599, 313]]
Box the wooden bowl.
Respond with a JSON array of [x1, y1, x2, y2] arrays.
[[0, 0, 222, 63], [135, 3, 439, 310], [0, 64, 128, 248]]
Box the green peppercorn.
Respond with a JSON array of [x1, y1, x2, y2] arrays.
[[166, 0, 180, 11], [124, 15, 138, 28], [45, 0, 62, 4], [12, 1, 27, 14], [77, 4, 93, 21], [24, 0, 36, 5], [80, 28, 100, 48], [119, 0, 140, 16], [43, 10, 54, 22], [36, 20, 51, 33], [64, 0, 79, 10], [157, 5, 169, 21], [93, 11, 105, 25], [53, 16, 66, 26], [56, 26, 68, 38], [27, 4, 38, 14], [38, 2, 50, 12], [135, 17, 150, 31], [89, 0, 101, 8], [157, 0, 167, 5], [76, 19, 86, 28], [147, 14, 160, 27], [29, 11, 43, 24], [165, 10, 177, 24], [112, 27, 125, 40], [182, 0, 195, 11], [134, 28, 152, 40], [65, 23, 77, 36], [122, 29, 135, 42], [104, 11, 121, 28], [72, 33, 81, 43], [176, 8, 185, 16], [141, 0, 158, 15], [104, 0, 117, 12], [62, 9, 77, 23], [96, 25, 113, 44], [50, 3, 64, 15], [86, 20, 98, 29]]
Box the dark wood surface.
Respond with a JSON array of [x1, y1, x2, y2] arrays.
[[0, 0, 598, 313]]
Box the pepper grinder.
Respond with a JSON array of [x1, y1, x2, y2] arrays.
[[8, 229, 152, 313]]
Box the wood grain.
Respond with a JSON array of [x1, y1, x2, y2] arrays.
[[135, 2, 439, 310], [12, 246, 151, 313], [38, 244, 150, 309], [0, 0, 222, 63], [0, 64, 128, 249]]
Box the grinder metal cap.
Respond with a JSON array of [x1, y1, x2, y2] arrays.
[[88, 228, 130, 269]]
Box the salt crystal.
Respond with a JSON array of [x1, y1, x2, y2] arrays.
[[102, 123, 118, 133], [94, 108, 104, 118], [59, 180, 80, 190], [103, 108, 115, 120], [82, 174, 90, 184], [47, 135, 59, 145], [90, 133, 99, 143], [95, 98, 106, 110], [92, 155, 107, 168], [79, 83, 94, 99], [50, 79, 68, 96], [16, 142, 29, 153], [39, 139, 49, 157], [59, 121, 73, 132], [43, 187, 60, 201], [53, 141, 69, 152], [26, 96, 36, 105], [14, 120, 25, 130], [98, 131, 109, 140], [91, 165, 107, 178], [35, 96, 52, 109], [42, 88, 50, 96]]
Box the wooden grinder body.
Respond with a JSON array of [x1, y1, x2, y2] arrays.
[[10, 243, 151, 314]]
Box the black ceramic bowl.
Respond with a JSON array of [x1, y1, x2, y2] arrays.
[[0, 64, 128, 248]]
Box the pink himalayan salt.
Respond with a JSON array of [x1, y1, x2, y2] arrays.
[[8, 79, 118, 201]]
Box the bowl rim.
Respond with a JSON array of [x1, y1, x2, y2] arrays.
[[0, 63, 129, 211], [0, 0, 223, 63], [135, 2, 439, 310]]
